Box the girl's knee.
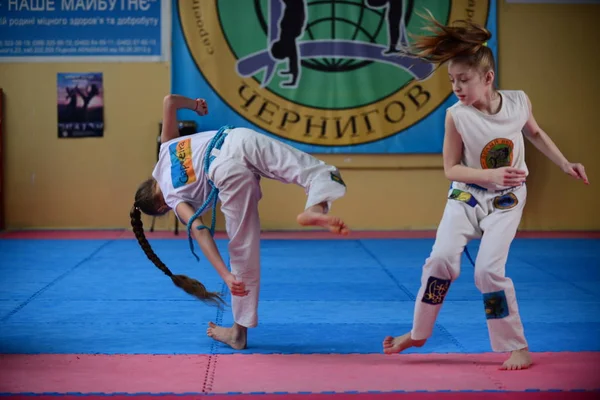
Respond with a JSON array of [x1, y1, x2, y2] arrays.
[[419, 254, 460, 306], [473, 268, 507, 292], [424, 254, 461, 281], [474, 270, 512, 321], [420, 255, 458, 306]]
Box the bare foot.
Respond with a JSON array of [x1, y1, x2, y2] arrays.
[[500, 347, 532, 370], [206, 321, 247, 350], [382, 332, 427, 354], [296, 210, 349, 235]]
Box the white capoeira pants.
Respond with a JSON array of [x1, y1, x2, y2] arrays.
[[411, 182, 528, 352], [206, 127, 347, 328]]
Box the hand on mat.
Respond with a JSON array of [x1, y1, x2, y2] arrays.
[[487, 167, 527, 187], [225, 273, 249, 297], [195, 98, 208, 116], [562, 162, 589, 185]]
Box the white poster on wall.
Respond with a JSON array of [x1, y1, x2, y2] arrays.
[[0, 0, 171, 62]]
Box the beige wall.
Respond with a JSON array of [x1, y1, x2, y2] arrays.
[[495, 2, 600, 230], [1, 2, 598, 232]]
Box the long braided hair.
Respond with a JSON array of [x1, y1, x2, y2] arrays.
[[130, 178, 225, 307]]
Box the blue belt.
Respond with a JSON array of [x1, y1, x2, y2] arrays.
[[466, 183, 521, 193], [449, 182, 495, 192], [186, 125, 233, 261], [466, 183, 489, 192], [206, 131, 229, 166]]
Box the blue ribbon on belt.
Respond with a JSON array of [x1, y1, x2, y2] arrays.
[[186, 125, 233, 261]]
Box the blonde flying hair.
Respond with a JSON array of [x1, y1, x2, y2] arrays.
[[406, 10, 495, 76]]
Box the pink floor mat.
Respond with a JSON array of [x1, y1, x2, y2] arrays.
[[1, 352, 598, 395]]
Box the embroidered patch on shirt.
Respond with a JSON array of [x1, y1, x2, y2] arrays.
[[421, 276, 451, 305], [493, 193, 518, 210], [169, 138, 197, 188], [449, 189, 478, 207], [480, 138, 514, 169], [483, 290, 509, 319]]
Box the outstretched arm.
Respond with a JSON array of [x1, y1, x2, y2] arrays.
[[160, 95, 208, 144], [175, 202, 248, 296], [522, 94, 589, 184]]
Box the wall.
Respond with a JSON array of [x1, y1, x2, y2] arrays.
[[1, 1, 598, 232], [1, 63, 170, 230], [495, 1, 600, 230]]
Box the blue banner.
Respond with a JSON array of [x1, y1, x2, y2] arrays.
[[172, 0, 498, 154], [0, 0, 168, 61]]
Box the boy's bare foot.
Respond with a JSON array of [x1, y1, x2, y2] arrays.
[[207, 321, 247, 350], [382, 332, 427, 354], [296, 210, 349, 235], [501, 347, 532, 370]]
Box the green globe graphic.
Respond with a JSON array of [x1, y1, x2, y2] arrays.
[[256, 0, 400, 73], [218, 0, 448, 109]]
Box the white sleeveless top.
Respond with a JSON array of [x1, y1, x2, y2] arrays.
[[152, 130, 217, 218], [447, 90, 530, 191]]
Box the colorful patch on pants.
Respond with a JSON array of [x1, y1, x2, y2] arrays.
[[483, 290, 509, 319], [493, 193, 518, 210], [330, 172, 346, 186], [421, 276, 451, 305], [449, 189, 477, 207]]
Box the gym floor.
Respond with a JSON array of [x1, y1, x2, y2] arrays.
[[0, 229, 599, 399]]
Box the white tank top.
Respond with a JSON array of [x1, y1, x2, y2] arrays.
[[447, 90, 530, 191], [152, 130, 217, 217]]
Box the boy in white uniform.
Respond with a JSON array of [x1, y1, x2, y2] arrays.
[[382, 15, 589, 370], [130, 95, 349, 350]]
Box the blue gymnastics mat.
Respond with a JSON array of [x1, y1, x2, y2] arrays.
[[1, 237, 598, 355]]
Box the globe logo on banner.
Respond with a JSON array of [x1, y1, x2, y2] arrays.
[[178, 0, 492, 147]]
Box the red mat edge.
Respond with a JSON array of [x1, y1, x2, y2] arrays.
[[1, 390, 598, 400], [1, 230, 599, 240]]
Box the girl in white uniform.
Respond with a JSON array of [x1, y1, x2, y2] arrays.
[[130, 94, 349, 350], [382, 14, 589, 370]]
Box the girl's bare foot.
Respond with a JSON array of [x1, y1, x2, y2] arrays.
[[296, 210, 349, 235], [382, 332, 427, 354], [501, 347, 532, 370], [207, 321, 247, 350]]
